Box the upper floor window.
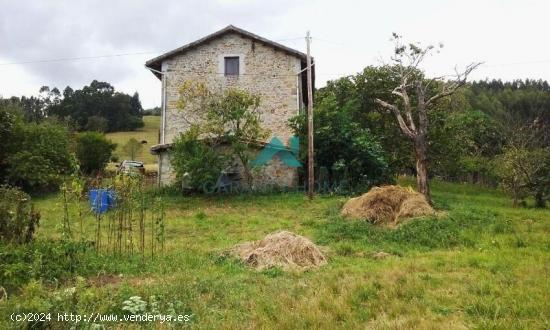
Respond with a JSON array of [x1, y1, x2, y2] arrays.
[[224, 56, 239, 76]]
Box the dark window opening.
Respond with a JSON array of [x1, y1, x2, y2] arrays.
[[224, 56, 239, 76]]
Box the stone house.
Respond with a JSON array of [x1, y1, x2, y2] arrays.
[[145, 25, 314, 188]]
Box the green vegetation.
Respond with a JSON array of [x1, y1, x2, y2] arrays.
[[1, 179, 548, 328], [307, 73, 549, 206], [76, 132, 117, 175], [122, 138, 144, 161], [290, 89, 392, 191], [0, 106, 75, 191], [0, 63, 548, 328], [172, 126, 228, 191], [173, 83, 269, 189], [0, 186, 40, 244], [2, 82, 144, 131]]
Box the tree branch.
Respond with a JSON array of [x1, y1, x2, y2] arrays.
[[375, 98, 416, 139], [425, 62, 483, 107]]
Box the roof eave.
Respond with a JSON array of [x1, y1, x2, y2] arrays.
[[145, 25, 307, 77]]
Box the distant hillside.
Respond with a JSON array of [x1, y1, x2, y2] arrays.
[[106, 116, 160, 165]]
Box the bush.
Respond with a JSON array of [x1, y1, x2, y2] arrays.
[[0, 185, 40, 244], [171, 126, 229, 191], [5, 121, 75, 191], [76, 132, 116, 175]]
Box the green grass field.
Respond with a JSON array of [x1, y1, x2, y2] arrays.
[[1, 178, 549, 329], [106, 116, 160, 166]]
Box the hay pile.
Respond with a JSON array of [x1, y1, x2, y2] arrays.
[[341, 185, 434, 225], [230, 231, 327, 270]]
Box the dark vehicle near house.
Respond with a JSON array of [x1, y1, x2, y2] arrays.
[[117, 160, 145, 175]]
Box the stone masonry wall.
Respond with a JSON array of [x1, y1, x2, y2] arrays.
[[158, 32, 302, 186]]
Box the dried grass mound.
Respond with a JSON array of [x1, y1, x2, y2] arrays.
[[341, 185, 434, 225], [230, 231, 327, 270]]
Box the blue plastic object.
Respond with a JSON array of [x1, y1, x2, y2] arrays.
[[89, 189, 116, 214]]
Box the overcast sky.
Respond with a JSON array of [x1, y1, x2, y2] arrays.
[[1, 0, 549, 108]]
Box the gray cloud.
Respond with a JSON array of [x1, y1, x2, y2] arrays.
[[2, 0, 550, 108], [0, 0, 297, 93]]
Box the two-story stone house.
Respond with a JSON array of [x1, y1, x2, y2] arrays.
[[145, 25, 314, 187]]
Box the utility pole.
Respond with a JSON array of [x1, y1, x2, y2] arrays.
[[306, 31, 314, 200]]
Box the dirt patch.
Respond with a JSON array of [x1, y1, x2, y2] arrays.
[[230, 231, 327, 270], [88, 274, 122, 287], [341, 185, 434, 226]]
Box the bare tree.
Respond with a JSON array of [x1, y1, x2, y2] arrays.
[[375, 34, 481, 203]]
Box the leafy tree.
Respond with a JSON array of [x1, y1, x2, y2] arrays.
[[290, 91, 393, 191], [76, 132, 116, 175], [494, 147, 549, 207], [313, 68, 414, 177], [428, 92, 503, 183], [129, 92, 143, 116], [494, 125, 550, 207], [122, 138, 143, 160], [176, 82, 269, 188], [374, 34, 481, 202]]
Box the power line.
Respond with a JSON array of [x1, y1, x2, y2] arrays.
[[0, 51, 159, 66], [0, 37, 306, 67], [273, 37, 304, 42]]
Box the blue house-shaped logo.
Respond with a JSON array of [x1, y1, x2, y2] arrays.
[[251, 136, 301, 167]]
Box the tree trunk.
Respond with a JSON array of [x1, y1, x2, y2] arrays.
[[414, 136, 431, 204]]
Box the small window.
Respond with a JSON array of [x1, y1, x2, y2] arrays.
[[224, 56, 239, 76]]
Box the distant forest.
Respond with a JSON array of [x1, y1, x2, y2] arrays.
[[292, 74, 549, 194], [1, 80, 145, 132]]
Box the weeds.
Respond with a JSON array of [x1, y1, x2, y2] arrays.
[[57, 174, 167, 263]]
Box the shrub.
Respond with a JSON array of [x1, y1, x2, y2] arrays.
[[5, 121, 75, 191], [171, 126, 229, 191], [76, 132, 116, 175], [0, 185, 40, 244]]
